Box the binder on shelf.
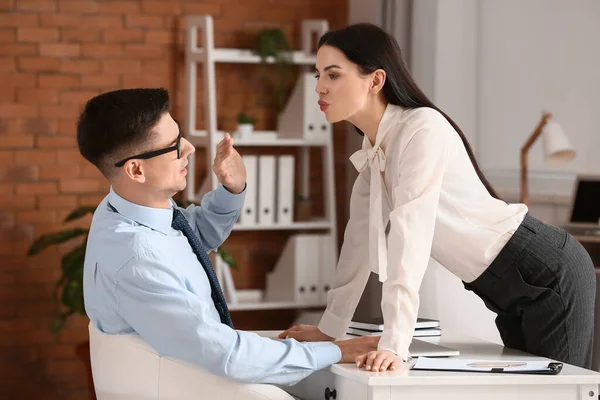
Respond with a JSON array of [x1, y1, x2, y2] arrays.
[[276, 155, 295, 225], [220, 260, 238, 304], [318, 233, 337, 304], [266, 234, 321, 305], [258, 155, 276, 225], [277, 72, 332, 140], [238, 155, 257, 226]]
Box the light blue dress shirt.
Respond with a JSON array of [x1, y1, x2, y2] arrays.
[[83, 185, 341, 385]]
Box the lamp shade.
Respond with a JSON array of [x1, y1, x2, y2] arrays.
[[541, 120, 576, 164]]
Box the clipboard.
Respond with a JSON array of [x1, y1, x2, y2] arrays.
[[412, 357, 563, 375]]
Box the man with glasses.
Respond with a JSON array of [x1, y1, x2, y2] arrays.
[[78, 88, 378, 386]]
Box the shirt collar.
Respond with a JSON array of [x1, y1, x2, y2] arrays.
[[361, 103, 404, 151], [107, 187, 175, 235]]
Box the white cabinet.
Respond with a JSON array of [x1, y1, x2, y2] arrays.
[[286, 369, 367, 400]]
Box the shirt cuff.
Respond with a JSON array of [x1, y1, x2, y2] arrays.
[[213, 183, 246, 212], [318, 308, 352, 340], [306, 342, 342, 369], [378, 330, 412, 361]]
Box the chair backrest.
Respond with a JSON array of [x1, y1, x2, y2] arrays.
[[592, 271, 600, 372], [88, 323, 295, 400], [89, 322, 160, 399]]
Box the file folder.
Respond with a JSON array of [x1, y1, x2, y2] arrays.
[[349, 317, 439, 332], [412, 357, 563, 375], [318, 233, 336, 304], [265, 234, 321, 305], [238, 155, 257, 226], [276, 155, 294, 225], [258, 155, 276, 225], [346, 327, 441, 338]]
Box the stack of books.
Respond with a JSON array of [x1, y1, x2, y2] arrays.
[[347, 317, 441, 338]]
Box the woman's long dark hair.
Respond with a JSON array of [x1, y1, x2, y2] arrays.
[[319, 23, 500, 199]]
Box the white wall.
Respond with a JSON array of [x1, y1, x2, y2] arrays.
[[478, 0, 600, 212], [412, 0, 478, 146], [478, 0, 600, 179]]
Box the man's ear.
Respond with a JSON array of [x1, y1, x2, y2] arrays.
[[370, 69, 386, 94], [123, 160, 146, 184]]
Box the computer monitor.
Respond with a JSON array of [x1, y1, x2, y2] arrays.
[[568, 175, 600, 227]]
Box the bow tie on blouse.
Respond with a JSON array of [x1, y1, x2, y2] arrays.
[[349, 140, 389, 283]]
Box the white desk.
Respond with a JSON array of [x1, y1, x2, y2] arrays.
[[285, 331, 600, 400]]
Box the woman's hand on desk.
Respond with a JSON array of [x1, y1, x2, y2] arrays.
[[356, 350, 401, 372], [278, 324, 334, 342]]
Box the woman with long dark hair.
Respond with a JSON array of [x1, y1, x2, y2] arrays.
[[280, 23, 595, 372]]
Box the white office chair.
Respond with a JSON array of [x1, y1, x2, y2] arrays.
[[88, 323, 296, 400], [593, 270, 600, 372]]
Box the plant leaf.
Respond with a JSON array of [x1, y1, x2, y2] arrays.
[[60, 253, 85, 293], [61, 242, 86, 273], [27, 228, 88, 256], [50, 312, 72, 333], [253, 29, 290, 61], [60, 279, 82, 314], [57, 247, 86, 321], [63, 206, 96, 223], [73, 289, 85, 315], [50, 317, 64, 333], [217, 247, 237, 269]]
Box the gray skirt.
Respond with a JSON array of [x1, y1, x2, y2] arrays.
[[463, 212, 596, 369]]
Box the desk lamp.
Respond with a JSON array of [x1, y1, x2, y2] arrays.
[[520, 111, 576, 205]]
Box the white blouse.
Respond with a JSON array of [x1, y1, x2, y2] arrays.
[[318, 104, 528, 359]]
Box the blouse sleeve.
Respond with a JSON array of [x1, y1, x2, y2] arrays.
[[379, 113, 450, 359], [318, 170, 373, 339]]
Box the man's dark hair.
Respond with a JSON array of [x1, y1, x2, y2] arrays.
[[77, 88, 170, 179]]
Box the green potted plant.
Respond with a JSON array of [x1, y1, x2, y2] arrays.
[[27, 201, 237, 396], [252, 28, 294, 112], [253, 28, 290, 63], [27, 206, 95, 333], [27, 205, 96, 397], [236, 112, 255, 139]]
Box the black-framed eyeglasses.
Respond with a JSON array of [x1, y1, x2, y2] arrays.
[[114, 131, 183, 167]]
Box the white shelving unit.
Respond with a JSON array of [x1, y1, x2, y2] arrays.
[[187, 131, 328, 148], [183, 15, 337, 311]]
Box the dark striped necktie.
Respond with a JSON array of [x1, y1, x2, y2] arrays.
[[171, 208, 233, 328]]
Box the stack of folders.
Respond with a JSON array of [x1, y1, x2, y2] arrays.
[[347, 317, 441, 338], [238, 154, 295, 226]]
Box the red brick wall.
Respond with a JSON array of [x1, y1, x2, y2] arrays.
[[0, 1, 348, 398]]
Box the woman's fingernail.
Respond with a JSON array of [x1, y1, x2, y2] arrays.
[[365, 366, 371, 370], [356, 362, 360, 367], [372, 367, 378, 372], [390, 366, 396, 371]]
